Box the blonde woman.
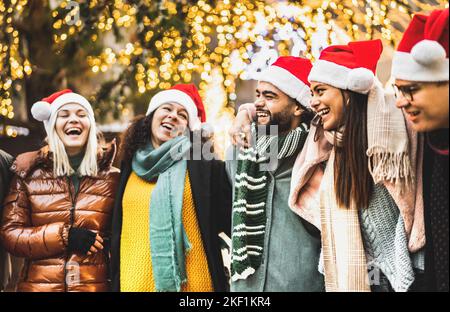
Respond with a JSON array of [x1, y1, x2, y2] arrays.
[[0, 90, 119, 292]]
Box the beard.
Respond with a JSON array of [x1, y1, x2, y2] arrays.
[[256, 109, 294, 135]]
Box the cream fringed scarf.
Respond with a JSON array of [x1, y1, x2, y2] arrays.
[[366, 80, 414, 191], [320, 148, 370, 292], [319, 80, 413, 292]]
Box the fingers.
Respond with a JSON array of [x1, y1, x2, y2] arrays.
[[229, 125, 252, 147], [232, 132, 250, 148], [243, 124, 252, 147], [86, 244, 102, 255], [93, 240, 104, 250], [96, 234, 104, 244], [230, 129, 247, 147], [229, 128, 238, 146], [245, 132, 252, 147], [87, 234, 104, 255], [237, 125, 252, 147], [231, 135, 237, 146], [229, 109, 253, 147], [236, 133, 249, 148]]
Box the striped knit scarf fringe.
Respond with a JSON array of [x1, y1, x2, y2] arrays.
[[231, 123, 309, 282]]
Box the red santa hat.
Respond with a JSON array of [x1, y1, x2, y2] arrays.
[[146, 83, 206, 130], [392, 8, 449, 82], [258, 56, 313, 108], [308, 39, 383, 94], [31, 89, 95, 133]]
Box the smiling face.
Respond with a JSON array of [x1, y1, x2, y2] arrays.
[[310, 82, 346, 131], [150, 102, 189, 148], [394, 79, 449, 132], [55, 103, 91, 156], [254, 81, 303, 134]]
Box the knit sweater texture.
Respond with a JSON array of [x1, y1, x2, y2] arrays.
[[358, 184, 416, 292], [120, 171, 213, 292]]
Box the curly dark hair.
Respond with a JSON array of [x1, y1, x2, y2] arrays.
[[118, 114, 215, 164], [119, 114, 153, 164]]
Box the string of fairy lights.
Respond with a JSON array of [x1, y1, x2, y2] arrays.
[[0, 0, 448, 141], [0, 0, 31, 122]]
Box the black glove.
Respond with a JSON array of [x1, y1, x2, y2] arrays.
[[68, 227, 97, 254]]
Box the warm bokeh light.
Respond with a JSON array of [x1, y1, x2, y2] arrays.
[[1, 0, 448, 142]]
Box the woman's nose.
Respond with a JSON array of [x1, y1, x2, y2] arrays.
[[168, 110, 179, 120], [310, 97, 320, 110], [68, 115, 81, 123], [395, 96, 410, 109]]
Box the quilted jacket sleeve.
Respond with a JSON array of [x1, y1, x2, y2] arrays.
[[0, 175, 66, 260]]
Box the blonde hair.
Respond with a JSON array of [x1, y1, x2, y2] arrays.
[[46, 108, 99, 177]]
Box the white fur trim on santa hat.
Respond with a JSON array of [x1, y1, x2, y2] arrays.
[[259, 66, 312, 107], [392, 50, 449, 82], [308, 59, 374, 94], [51, 93, 94, 118], [146, 89, 201, 130], [42, 93, 95, 137], [32, 93, 95, 123]]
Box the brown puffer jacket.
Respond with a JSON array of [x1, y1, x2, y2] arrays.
[[0, 143, 120, 292]]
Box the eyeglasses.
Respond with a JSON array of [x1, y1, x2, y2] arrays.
[[392, 83, 424, 102]]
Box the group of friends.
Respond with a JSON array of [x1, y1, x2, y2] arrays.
[[0, 8, 448, 292]]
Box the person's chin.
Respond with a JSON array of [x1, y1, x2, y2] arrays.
[[322, 122, 334, 131], [62, 138, 85, 148], [257, 116, 271, 125], [157, 133, 175, 144], [412, 120, 438, 133]]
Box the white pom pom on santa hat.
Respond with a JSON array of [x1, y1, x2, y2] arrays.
[[346, 67, 375, 94], [411, 39, 447, 66], [31, 101, 52, 122]]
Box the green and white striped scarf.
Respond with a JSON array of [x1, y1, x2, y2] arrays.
[[231, 123, 309, 281]]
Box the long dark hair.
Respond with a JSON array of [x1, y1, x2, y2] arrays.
[[333, 90, 372, 209], [119, 114, 215, 164]]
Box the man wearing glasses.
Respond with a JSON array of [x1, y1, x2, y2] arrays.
[[392, 8, 448, 292]]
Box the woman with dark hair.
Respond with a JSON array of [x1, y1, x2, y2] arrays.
[[110, 84, 231, 292], [289, 39, 423, 292]]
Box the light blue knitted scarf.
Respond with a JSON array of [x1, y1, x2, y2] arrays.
[[358, 184, 417, 292], [132, 135, 192, 292]]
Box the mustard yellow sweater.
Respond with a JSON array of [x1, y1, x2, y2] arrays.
[[120, 171, 213, 292]]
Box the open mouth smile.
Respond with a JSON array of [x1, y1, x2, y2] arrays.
[[65, 127, 82, 137], [161, 122, 176, 132], [256, 110, 271, 118], [317, 107, 330, 117], [406, 110, 420, 117]]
